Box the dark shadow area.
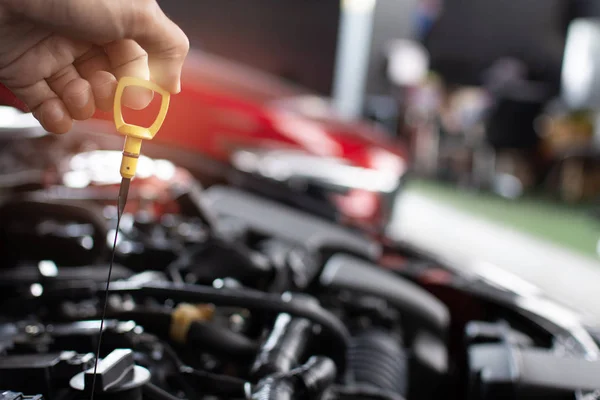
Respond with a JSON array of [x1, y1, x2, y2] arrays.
[[157, 0, 340, 95]]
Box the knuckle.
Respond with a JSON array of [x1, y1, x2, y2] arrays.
[[179, 32, 190, 56], [172, 31, 190, 60], [130, 0, 159, 31]]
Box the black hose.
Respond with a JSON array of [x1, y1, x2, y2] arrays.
[[251, 313, 313, 378], [347, 330, 408, 395], [297, 356, 337, 396], [249, 356, 337, 400], [62, 308, 257, 359], [143, 383, 184, 400], [179, 366, 247, 398], [108, 281, 349, 374], [187, 320, 258, 358], [98, 310, 258, 358], [249, 377, 294, 400]]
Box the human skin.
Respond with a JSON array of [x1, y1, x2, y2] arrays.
[[0, 0, 190, 134]]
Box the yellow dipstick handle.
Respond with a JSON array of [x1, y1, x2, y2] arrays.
[[113, 76, 171, 179]]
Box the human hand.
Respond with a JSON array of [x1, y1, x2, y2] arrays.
[[0, 0, 189, 134]]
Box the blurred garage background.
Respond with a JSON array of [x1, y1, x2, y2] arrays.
[[146, 1, 600, 318]]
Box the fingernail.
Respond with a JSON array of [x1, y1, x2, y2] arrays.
[[44, 105, 65, 124]]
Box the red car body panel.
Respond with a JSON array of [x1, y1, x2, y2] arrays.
[[91, 51, 408, 171], [0, 50, 409, 229]]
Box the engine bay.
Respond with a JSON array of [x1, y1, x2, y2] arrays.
[[0, 132, 600, 400]]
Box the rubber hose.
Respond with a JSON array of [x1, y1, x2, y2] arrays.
[[249, 377, 294, 400], [179, 366, 247, 398], [77, 309, 257, 359], [251, 313, 313, 378], [187, 320, 258, 358], [347, 330, 408, 396], [109, 310, 257, 358], [108, 281, 349, 374], [296, 356, 337, 396], [250, 356, 336, 400], [143, 383, 183, 400]]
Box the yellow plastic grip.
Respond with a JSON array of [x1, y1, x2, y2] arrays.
[[113, 77, 170, 179], [113, 76, 171, 140]]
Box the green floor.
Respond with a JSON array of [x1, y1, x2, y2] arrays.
[[405, 180, 600, 260]]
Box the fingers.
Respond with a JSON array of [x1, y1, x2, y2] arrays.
[[73, 44, 151, 113], [104, 39, 153, 110], [62, 79, 95, 120], [74, 46, 111, 78], [74, 46, 115, 112], [3, 0, 189, 94], [46, 64, 95, 121], [10, 80, 72, 134], [37, 98, 72, 134], [11, 62, 96, 133], [88, 71, 117, 112]]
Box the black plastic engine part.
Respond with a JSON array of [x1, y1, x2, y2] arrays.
[[465, 320, 534, 347], [0, 351, 94, 399], [407, 330, 448, 400], [70, 349, 150, 400], [250, 356, 337, 400], [468, 342, 600, 399], [347, 329, 408, 396], [108, 281, 350, 374], [0, 199, 108, 266], [319, 254, 450, 335], [0, 268, 127, 318], [168, 179, 220, 231], [167, 237, 272, 287], [258, 239, 321, 292], [0, 263, 132, 290], [202, 186, 381, 260], [0, 392, 43, 400], [228, 168, 341, 222], [251, 313, 313, 378]]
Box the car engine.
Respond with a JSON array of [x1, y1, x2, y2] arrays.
[[1, 130, 600, 400]]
